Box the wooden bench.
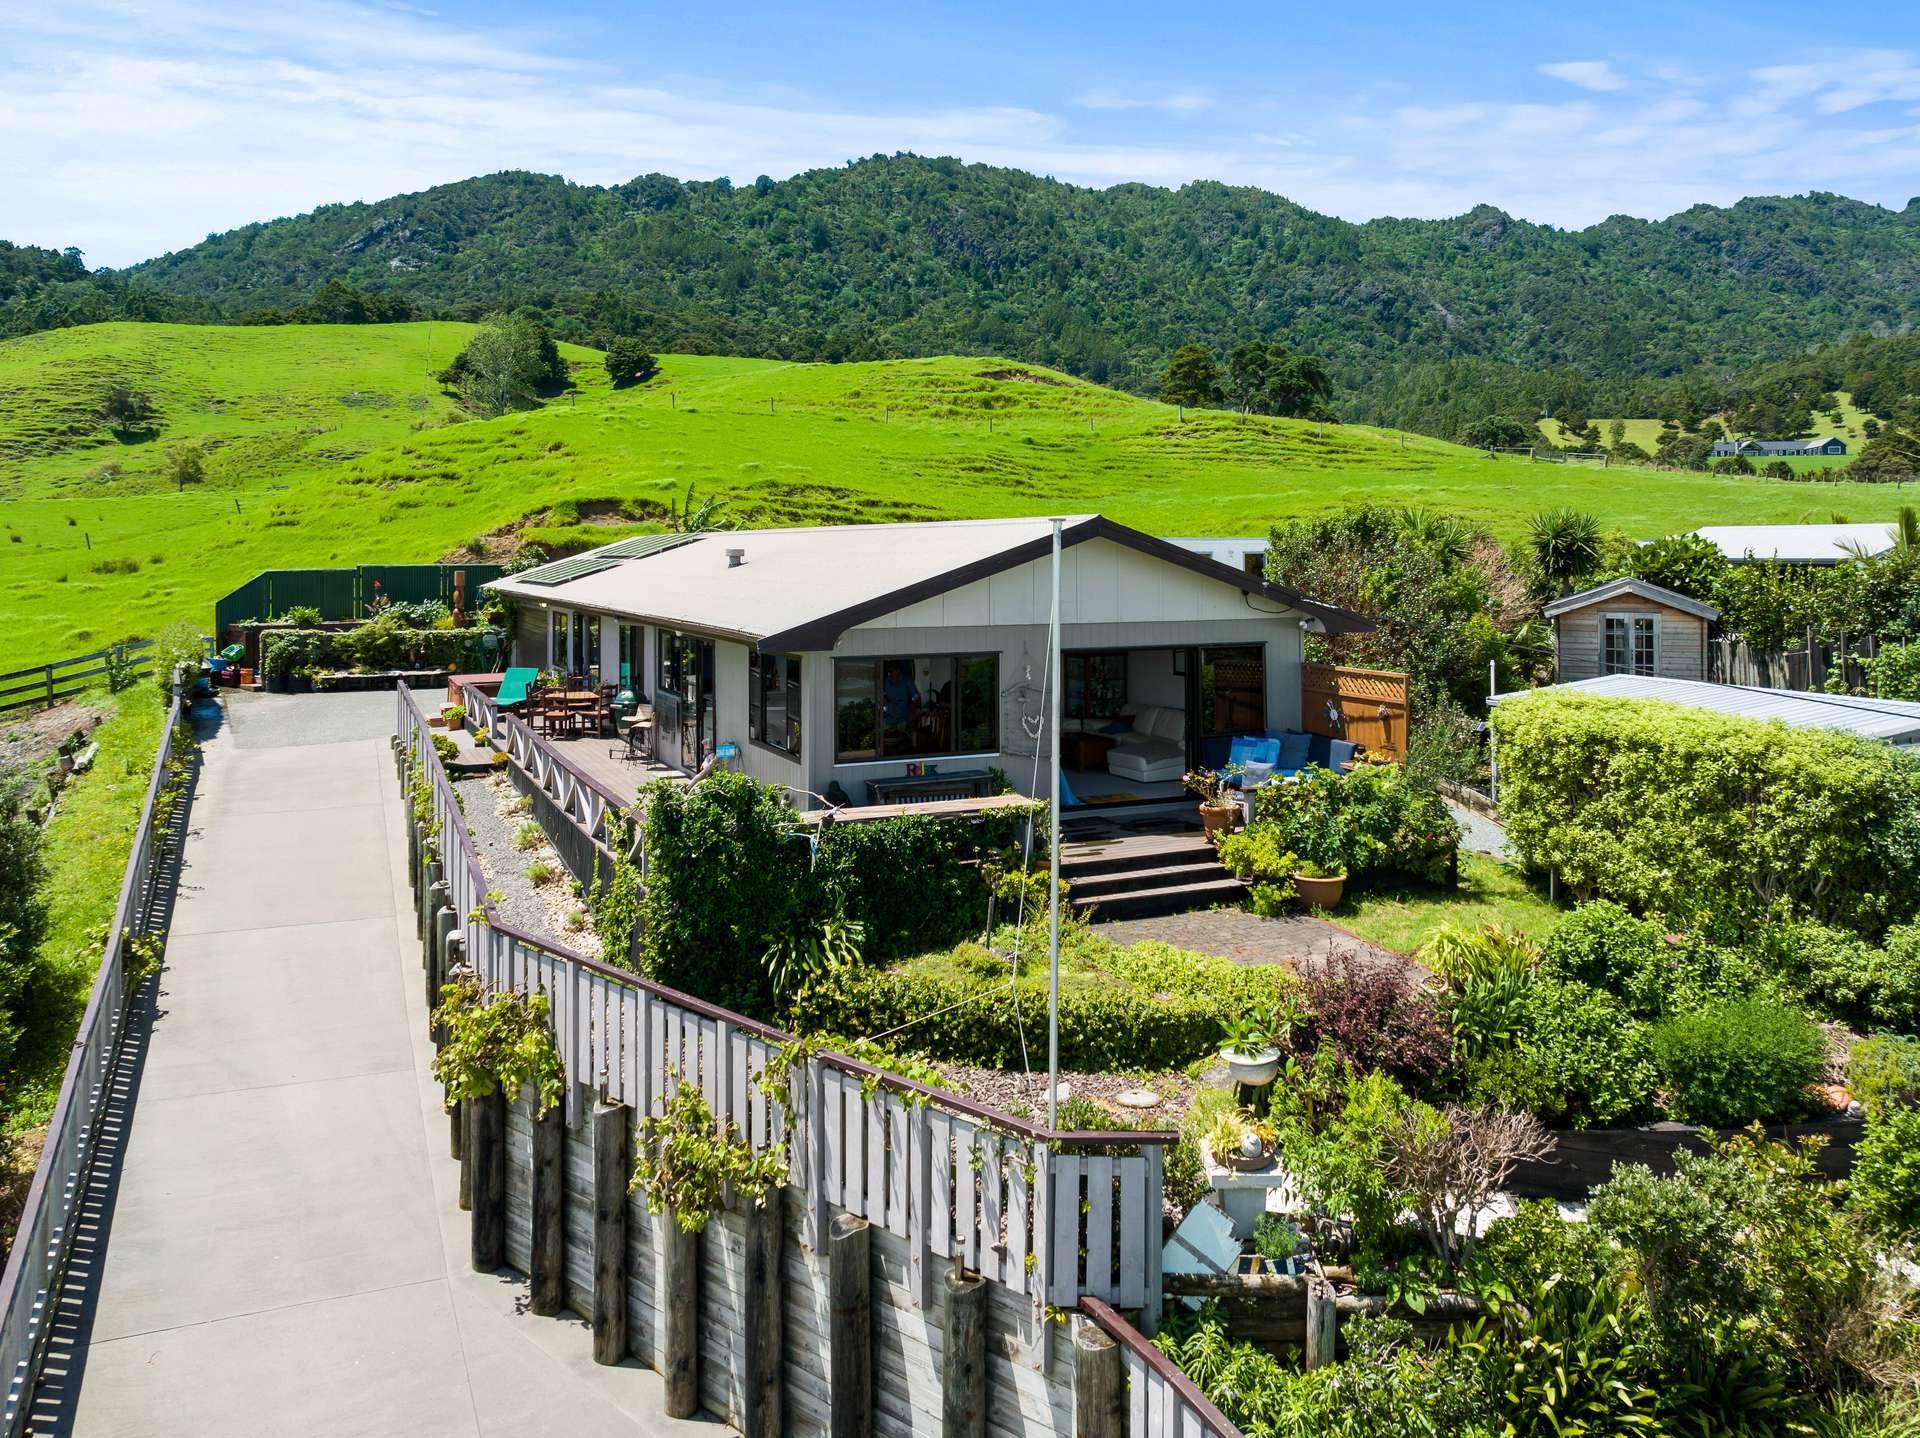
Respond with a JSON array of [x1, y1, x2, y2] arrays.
[[863, 769, 995, 805]]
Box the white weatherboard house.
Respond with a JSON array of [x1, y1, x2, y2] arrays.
[[486, 516, 1368, 809]]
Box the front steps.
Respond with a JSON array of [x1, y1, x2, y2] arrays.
[[1060, 829, 1243, 921]]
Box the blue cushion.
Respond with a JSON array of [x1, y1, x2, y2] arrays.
[[1276, 733, 1311, 771], [1306, 733, 1333, 768], [1099, 721, 1131, 735], [1227, 737, 1261, 767], [1327, 739, 1358, 770]]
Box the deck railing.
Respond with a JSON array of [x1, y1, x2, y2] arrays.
[[0, 676, 183, 1434], [400, 682, 1166, 1325], [1080, 1297, 1244, 1438], [463, 685, 635, 869]]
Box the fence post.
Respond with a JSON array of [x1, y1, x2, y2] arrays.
[[593, 1100, 630, 1366], [742, 1195, 785, 1438], [942, 1269, 987, 1438], [529, 1098, 567, 1317], [470, 1088, 506, 1270], [829, 1214, 872, 1438], [660, 1213, 698, 1415], [1072, 1316, 1122, 1438], [1306, 1275, 1338, 1368]]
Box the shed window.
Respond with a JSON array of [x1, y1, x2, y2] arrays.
[[1603, 614, 1657, 676]]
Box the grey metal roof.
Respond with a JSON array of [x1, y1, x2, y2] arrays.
[[1690, 524, 1895, 565], [1489, 674, 1920, 745], [1543, 577, 1719, 622]]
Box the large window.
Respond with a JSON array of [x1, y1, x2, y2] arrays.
[[833, 654, 997, 763], [749, 652, 803, 757], [1064, 652, 1128, 724], [1603, 615, 1656, 676], [617, 624, 643, 693], [657, 628, 683, 694]]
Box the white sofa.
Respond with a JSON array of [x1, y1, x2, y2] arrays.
[[1106, 705, 1186, 783]]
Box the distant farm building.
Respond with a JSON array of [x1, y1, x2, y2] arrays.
[[1711, 437, 1847, 457]]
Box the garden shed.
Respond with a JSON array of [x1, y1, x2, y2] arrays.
[[1543, 577, 1717, 682]]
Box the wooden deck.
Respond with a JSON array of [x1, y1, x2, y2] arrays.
[[512, 731, 681, 809], [796, 793, 1038, 826]]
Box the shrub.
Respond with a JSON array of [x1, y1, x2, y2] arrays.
[[152, 619, 205, 699], [526, 860, 556, 886], [1539, 900, 1669, 1014], [1650, 1000, 1825, 1127], [278, 604, 323, 627], [790, 932, 1302, 1073], [1292, 954, 1451, 1091], [513, 820, 543, 852], [1517, 978, 1659, 1128], [1488, 691, 1920, 938], [1850, 1103, 1920, 1241], [0, 777, 49, 1068], [1251, 763, 1459, 884], [259, 623, 498, 679], [1847, 1035, 1920, 1115]]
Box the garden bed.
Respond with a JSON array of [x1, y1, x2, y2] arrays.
[[455, 770, 601, 960], [1507, 1113, 1863, 1199]]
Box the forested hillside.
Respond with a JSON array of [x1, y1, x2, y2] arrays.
[[122, 158, 1920, 429], [1, 242, 216, 339]]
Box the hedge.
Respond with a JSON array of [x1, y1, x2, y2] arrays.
[[1488, 692, 1920, 938], [788, 935, 1301, 1072], [260, 624, 498, 678], [639, 771, 1037, 1019], [1250, 762, 1459, 885]]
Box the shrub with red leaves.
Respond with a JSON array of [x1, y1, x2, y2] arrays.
[[1291, 953, 1451, 1091]]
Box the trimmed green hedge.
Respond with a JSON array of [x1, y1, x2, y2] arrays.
[[1488, 692, 1920, 938], [788, 932, 1301, 1072], [639, 771, 1037, 1019]]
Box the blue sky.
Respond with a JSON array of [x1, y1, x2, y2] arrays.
[[4, 0, 1919, 268]]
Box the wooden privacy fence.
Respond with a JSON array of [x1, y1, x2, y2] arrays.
[[0, 640, 151, 715], [1301, 662, 1408, 760], [1708, 632, 1898, 693], [0, 675, 183, 1435], [398, 683, 1170, 1332]]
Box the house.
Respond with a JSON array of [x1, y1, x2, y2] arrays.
[[1490, 674, 1920, 748], [483, 516, 1370, 810], [1164, 537, 1268, 579], [1543, 578, 1718, 682], [1690, 523, 1897, 565], [1710, 437, 1847, 457]]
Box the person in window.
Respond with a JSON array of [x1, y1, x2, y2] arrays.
[[883, 661, 919, 728]]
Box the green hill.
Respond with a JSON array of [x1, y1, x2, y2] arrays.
[[120, 161, 1920, 428], [3, 321, 1915, 666]]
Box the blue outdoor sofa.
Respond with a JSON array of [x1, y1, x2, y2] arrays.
[[1212, 729, 1358, 789]]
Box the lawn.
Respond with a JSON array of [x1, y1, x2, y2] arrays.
[[7, 684, 171, 1127], [6, 323, 1918, 665], [1330, 853, 1564, 956]]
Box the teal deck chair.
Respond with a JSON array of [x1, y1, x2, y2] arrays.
[[495, 666, 539, 707]]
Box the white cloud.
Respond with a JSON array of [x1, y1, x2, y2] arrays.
[[2, 6, 1917, 268], [1077, 88, 1213, 112], [1539, 60, 1628, 93]]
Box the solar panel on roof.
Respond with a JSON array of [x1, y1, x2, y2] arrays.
[[513, 533, 697, 586]]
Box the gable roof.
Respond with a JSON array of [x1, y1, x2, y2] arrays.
[[1542, 576, 1719, 622], [485, 515, 1372, 650], [1690, 523, 1895, 564]]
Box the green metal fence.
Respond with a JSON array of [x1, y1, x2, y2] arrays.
[[214, 566, 505, 633]]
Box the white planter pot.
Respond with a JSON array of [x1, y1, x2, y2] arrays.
[[1222, 1046, 1280, 1087]]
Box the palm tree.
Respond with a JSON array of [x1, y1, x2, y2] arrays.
[[1528, 509, 1603, 597], [669, 481, 733, 533]]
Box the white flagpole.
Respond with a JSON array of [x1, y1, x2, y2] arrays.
[[1048, 518, 1063, 1129]]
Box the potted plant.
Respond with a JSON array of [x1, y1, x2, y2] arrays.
[[1204, 1108, 1251, 1167], [1291, 857, 1347, 909], [1246, 1213, 1307, 1277], [1184, 768, 1237, 837], [1219, 1015, 1280, 1086]]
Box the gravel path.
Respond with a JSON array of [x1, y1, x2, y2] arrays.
[[455, 770, 602, 959], [1446, 797, 1512, 860], [1098, 908, 1398, 975]]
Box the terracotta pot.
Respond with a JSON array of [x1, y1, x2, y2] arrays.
[[1291, 871, 1347, 909], [1199, 801, 1236, 836]]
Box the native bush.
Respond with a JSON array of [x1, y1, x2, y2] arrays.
[[1851, 1103, 1920, 1242], [1651, 1000, 1825, 1127], [1746, 919, 1920, 1033], [1488, 692, 1920, 938], [1514, 977, 1659, 1128], [1847, 1035, 1920, 1115]]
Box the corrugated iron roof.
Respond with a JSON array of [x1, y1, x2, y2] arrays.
[[1489, 673, 1920, 745], [1690, 524, 1896, 565]]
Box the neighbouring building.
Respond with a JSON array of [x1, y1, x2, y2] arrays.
[[1710, 437, 1847, 457], [1543, 577, 1718, 683], [1490, 674, 1920, 749], [1689, 523, 1897, 565], [484, 516, 1369, 809]]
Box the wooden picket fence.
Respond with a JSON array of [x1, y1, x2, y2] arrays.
[[0, 640, 152, 715], [398, 684, 1169, 1334], [1081, 1297, 1241, 1437]]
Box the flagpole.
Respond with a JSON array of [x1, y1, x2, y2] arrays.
[[1047, 518, 1063, 1129]]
